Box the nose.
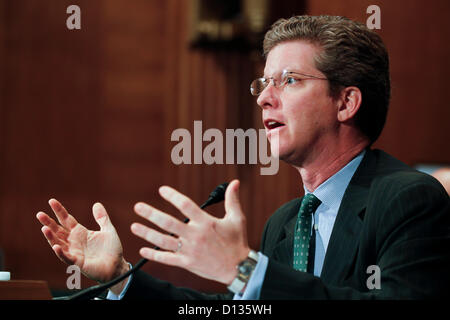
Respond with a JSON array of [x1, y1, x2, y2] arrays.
[[256, 83, 279, 110]]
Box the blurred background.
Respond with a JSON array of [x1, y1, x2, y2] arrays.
[[0, 0, 449, 295]]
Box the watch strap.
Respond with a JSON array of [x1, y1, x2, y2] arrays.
[[227, 250, 259, 295]]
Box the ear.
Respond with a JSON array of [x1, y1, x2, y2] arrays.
[[336, 87, 362, 122]]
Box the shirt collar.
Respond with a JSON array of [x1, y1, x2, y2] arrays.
[[304, 150, 366, 212]]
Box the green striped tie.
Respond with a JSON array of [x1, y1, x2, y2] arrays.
[[293, 193, 321, 272]]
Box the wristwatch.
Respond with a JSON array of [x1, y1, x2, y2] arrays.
[[227, 250, 259, 295]]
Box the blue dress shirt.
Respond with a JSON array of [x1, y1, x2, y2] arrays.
[[107, 263, 133, 300]]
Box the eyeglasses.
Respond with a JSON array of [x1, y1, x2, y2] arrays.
[[250, 70, 327, 96]]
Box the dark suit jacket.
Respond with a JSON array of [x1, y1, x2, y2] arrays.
[[124, 149, 450, 300]]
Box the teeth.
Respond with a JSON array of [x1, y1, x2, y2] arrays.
[[267, 120, 283, 129]]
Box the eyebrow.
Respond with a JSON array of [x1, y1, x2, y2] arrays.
[[285, 70, 327, 78], [262, 69, 325, 79]]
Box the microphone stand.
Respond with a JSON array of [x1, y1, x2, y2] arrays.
[[54, 182, 229, 300]]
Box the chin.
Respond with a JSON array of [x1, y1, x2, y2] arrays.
[[275, 144, 306, 167], [270, 138, 289, 158], [271, 144, 294, 162]]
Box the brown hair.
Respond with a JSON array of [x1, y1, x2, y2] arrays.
[[263, 15, 390, 144]]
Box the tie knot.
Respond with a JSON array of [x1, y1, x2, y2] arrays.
[[299, 193, 321, 217]]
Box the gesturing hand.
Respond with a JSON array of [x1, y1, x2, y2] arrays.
[[36, 199, 129, 285], [130, 179, 251, 285]]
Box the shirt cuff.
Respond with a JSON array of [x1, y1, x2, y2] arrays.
[[106, 263, 133, 300], [233, 252, 268, 300]]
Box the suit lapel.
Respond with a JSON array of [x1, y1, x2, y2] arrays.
[[320, 149, 376, 285], [271, 199, 301, 265]]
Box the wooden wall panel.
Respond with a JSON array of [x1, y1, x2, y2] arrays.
[[0, 0, 5, 183], [306, 0, 450, 166], [0, 0, 104, 288], [0, 0, 171, 290]]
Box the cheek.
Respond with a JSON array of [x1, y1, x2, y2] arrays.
[[284, 91, 336, 137], [283, 96, 316, 131]]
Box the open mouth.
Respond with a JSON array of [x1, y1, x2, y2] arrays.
[[264, 120, 286, 130]]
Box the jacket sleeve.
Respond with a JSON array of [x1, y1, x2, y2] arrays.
[[122, 269, 233, 300]]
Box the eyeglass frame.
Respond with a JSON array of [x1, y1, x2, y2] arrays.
[[250, 69, 328, 96]]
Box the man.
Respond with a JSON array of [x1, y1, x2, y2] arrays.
[[36, 15, 449, 299]]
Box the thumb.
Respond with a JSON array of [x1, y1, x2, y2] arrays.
[[224, 179, 244, 222], [92, 202, 113, 231]]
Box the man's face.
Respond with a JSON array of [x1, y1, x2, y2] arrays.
[[257, 40, 338, 167]]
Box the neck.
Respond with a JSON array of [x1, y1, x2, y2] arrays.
[[295, 138, 369, 192]]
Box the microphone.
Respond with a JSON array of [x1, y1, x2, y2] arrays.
[[55, 182, 230, 300], [200, 182, 229, 209]]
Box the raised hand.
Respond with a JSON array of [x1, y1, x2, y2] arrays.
[[36, 199, 129, 285], [130, 179, 251, 285]]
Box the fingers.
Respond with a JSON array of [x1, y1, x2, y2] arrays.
[[158, 186, 205, 222], [36, 219, 75, 265], [40, 227, 68, 259], [224, 180, 245, 223], [36, 202, 78, 266], [92, 202, 113, 231], [134, 202, 187, 237], [36, 212, 70, 246], [36, 211, 65, 235], [48, 199, 78, 230], [40, 224, 64, 245], [139, 247, 180, 267], [130, 223, 179, 252]]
